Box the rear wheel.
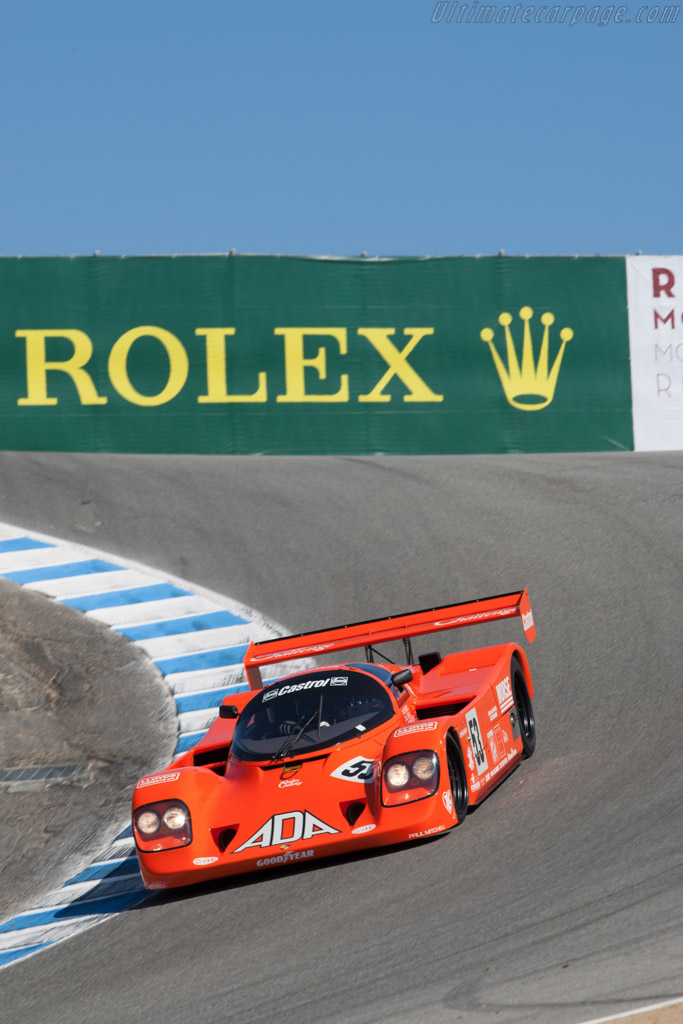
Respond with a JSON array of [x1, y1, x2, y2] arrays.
[[511, 657, 535, 757], [446, 734, 469, 824]]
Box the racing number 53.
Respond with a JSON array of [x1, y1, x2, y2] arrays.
[[465, 709, 488, 775], [331, 757, 375, 783], [341, 759, 373, 781]]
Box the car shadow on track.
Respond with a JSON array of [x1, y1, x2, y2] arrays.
[[130, 791, 498, 913]]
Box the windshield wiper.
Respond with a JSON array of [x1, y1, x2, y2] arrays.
[[270, 706, 321, 763]]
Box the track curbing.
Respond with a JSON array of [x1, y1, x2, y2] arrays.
[[0, 521, 297, 970]]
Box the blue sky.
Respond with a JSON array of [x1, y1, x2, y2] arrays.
[[1, 0, 681, 257]]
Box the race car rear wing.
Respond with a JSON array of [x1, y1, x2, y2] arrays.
[[243, 589, 535, 690]]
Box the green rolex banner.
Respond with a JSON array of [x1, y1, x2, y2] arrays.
[[0, 255, 632, 454]]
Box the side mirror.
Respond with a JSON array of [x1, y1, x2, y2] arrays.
[[219, 704, 239, 719], [391, 669, 413, 689]]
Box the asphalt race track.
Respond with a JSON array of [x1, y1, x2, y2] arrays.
[[1, 451, 681, 1024]]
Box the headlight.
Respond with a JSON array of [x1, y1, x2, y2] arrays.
[[162, 806, 187, 830], [137, 810, 161, 835], [412, 755, 437, 780], [133, 799, 193, 852], [382, 750, 440, 806], [386, 762, 411, 788]]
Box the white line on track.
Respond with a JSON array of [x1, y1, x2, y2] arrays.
[[574, 997, 683, 1023]]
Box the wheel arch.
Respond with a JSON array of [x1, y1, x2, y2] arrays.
[[445, 724, 464, 759], [444, 726, 469, 822], [509, 643, 534, 699]]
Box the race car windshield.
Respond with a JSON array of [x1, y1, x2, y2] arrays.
[[231, 669, 395, 762]]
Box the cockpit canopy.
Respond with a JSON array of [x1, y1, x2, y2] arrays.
[[231, 667, 395, 762]]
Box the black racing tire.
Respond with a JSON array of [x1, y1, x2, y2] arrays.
[[511, 656, 536, 758], [446, 734, 469, 824]]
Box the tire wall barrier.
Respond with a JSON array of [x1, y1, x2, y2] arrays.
[[0, 254, 680, 454]]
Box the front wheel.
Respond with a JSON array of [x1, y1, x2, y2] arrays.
[[511, 657, 536, 758], [446, 734, 469, 824]]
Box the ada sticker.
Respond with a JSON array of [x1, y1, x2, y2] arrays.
[[394, 721, 438, 737], [352, 824, 376, 835], [442, 789, 453, 815], [137, 772, 180, 788], [330, 757, 375, 784], [193, 856, 219, 866], [234, 810, 340, 853], [465, 708, 488, 775]]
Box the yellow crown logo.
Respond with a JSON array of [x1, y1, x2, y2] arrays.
[[480, 306, 573, 411]]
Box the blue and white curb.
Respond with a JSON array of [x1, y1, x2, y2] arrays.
[[0, 521, 297, 970]]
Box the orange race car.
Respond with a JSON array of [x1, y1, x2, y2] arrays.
[[132, 589, 537, 889]]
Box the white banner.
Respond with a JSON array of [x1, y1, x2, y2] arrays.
[[626, 256, 683, 451]]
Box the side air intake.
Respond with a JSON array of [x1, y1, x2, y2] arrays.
[[416, 701, 470, 719], [194, 745, 231, 767]]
